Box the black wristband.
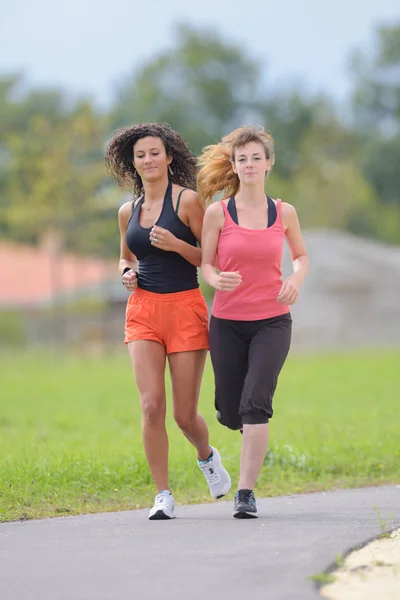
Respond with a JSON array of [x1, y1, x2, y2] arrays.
[[122, 267, 138, 286]]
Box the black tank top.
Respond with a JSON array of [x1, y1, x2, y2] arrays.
[[227, 196, 277, 227], [126, 182, 199, 293]]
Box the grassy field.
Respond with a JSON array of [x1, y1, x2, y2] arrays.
[[1, 348, 399, 522]]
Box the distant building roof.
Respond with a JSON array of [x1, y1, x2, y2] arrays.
[[0, 239, 116, 308]]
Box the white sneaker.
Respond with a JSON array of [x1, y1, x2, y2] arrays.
[[198, 446, 231, 499], [148, 490, 176, 520]]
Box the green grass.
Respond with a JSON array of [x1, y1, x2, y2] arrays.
[[307, 572, 336, 585], [1, 348, 399, 522]]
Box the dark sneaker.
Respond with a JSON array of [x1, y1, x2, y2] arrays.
[[233, 489, 258, 519]]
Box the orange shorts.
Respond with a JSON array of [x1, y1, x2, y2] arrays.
[[124, 287, 209, 354]]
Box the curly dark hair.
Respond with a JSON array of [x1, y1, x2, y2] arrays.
[[105, 122, 197, 197]]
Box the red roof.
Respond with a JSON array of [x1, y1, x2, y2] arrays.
[[0, 241, 115, 307]]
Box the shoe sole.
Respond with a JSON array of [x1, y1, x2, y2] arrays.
[[233, 511, 258, 519], [149, 510, 175, 520], [213, 487, 231, 500]]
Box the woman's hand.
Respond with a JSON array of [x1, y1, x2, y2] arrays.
[[122, 269, 138, 292], [277, 274, 302, 305], [150, 226, 179, 252], [212, 271, 242, 292]]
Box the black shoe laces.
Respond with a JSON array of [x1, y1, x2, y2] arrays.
[[238, 489, 255, 503]]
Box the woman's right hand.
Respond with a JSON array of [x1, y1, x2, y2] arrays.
[[212, 271, 242, 292], [122, 269, 138, 291]]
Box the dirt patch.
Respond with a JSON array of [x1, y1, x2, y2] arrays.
[[321, 529, 400, 600]]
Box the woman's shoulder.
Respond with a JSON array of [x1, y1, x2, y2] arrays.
[[203, 200, 226, 231], [174, 186, 199, 202], [171, 185, 200, 208], [280, 201, 296, 217], [278, 200, 298, 230], [205, 198, 227, 214], [118, 200, 134, 220], [270, 197, 295, 212]]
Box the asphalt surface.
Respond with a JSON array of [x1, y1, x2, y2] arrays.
[[1, 485, 399, 600]]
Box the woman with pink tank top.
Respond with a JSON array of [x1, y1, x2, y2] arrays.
[[198, 126, 308, 519]]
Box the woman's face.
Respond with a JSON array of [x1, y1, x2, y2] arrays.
[[232, 141, 270, 186], [133, 136, 171, 182]]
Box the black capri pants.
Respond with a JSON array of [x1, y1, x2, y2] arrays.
[[209, 313, 292, 430]]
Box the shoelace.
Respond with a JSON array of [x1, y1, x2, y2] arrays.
[[155, 493, 171, 506], [238, 490, 254, 503], [199, 462, 221, 484]]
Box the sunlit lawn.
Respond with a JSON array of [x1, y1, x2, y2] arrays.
[[1, 348, 399, 521]]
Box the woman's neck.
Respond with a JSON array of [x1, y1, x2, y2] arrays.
[[142, 176, 170, 203], [235, 185, 267, 207]]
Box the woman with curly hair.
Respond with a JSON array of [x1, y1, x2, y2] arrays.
[[198, 126, 308, 519], [105, 123, 230, 520]]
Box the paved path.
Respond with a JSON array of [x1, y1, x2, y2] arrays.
[[1, 485, 399, 600]]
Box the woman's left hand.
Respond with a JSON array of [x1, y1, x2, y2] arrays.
[[277, 274, 302, 305], [150, 226, 179, 252]]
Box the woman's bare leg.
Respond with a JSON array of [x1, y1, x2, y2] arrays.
[[128, 340, 169, 492]]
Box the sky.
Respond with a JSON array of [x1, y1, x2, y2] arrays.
[[1, 0, 399, 108]]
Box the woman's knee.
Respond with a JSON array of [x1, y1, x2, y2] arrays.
[[173, 410, 197, 432], [141, 393, 165, 425]]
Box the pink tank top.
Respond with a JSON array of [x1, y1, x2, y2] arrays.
[[212, 199, 290, 321]]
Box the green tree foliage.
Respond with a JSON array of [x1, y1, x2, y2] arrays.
[[0, 75, 67, 238], [0, 21, 399, 255], [2, 97, 118, 256], [267, 119, 382, 236], [290, 123, 379, 230], [0, 74, 66, 138], [110, 23, 261, 154], [351, 24, 400, 209], [259, 92, 331, 180], [351, 24, 400, 131]]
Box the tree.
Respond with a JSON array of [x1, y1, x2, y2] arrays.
[[283, 120, 384, 235], [110, 24, 262, 154], [351, 24, 400, 131], [350, 23, 400, 211], [0, 75, 74, 241], [4, 101, 116, 255], [259, 92, 335, 180], [0, 74, 66, 138]]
